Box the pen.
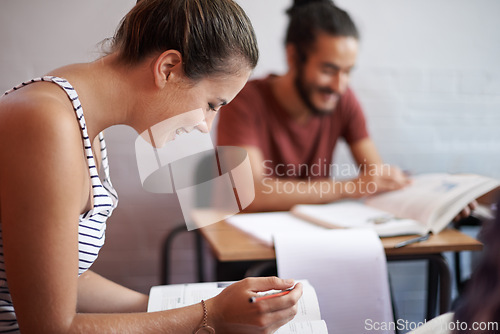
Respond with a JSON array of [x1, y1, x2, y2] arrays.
[[249, 287, 294, 303], [394, 233, 431, 249]]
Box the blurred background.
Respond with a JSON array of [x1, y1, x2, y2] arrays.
[[1, 0, 499, 325]]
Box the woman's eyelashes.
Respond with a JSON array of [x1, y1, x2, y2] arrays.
[[207, 103, 217, 112]]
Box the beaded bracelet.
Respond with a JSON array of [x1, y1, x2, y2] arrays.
[[194, 300, 215, 334]]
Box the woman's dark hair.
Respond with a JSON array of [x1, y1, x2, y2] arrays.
[[453, 199, 500, 333], [285, 0, 359, 63], [112, 0, 259, 80]]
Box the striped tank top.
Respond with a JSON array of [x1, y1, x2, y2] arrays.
[[0, 76, 118, 333]]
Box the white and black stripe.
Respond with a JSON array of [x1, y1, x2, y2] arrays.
[[0, 76, 118, 333]]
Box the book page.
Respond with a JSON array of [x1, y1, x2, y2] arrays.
[[366, 174, 457, 226], [291, 280, 322, 322], [292, 201, 427, 237], [293, 201, 394, 228], [427, 176, 500, 233], [366, 173, 500, 233], [275, 229, 394, 333]]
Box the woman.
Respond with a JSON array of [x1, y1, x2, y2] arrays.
[[0, 0, 302, 333]]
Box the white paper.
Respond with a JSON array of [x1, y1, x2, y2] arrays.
[[275, 229, 394, 334], [226, 212, 326, 247]]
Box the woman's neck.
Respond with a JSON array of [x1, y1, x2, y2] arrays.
[[48, 53, 157, 141]]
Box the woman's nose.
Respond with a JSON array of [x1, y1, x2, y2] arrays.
[[195, 120, 210, 133], [203, 110, 218, 132]]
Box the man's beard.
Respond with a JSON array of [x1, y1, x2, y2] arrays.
[[294, 64, 340, 116]]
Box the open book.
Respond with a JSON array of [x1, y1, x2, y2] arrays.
[[147, 280, 328, 334], [292, 173, 499, 237]]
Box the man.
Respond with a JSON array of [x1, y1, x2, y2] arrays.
[[217, 0, 410, 211]]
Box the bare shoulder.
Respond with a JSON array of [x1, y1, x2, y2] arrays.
[[0, 82, 81, 148], [0, 82, 87, 187]]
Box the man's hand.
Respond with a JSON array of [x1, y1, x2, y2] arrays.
[[453, 200, 478, 223], [352, 165, 411, 198]]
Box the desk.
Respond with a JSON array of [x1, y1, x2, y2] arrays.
[[197, 219, 482, 261], [193, 210, 483, 319]]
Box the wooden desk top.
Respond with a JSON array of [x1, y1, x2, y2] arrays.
[[194, 212, 483, 262]]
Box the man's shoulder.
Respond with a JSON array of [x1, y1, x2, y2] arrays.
[[217, 76, 275, 144], [224, 75, 275, 114]]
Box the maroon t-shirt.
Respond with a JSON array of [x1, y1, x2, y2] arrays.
[[217, 75, 369, 179]]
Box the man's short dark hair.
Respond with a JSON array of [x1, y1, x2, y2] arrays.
[[285, 0, 359, 62]]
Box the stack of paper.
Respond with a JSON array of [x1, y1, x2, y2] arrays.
[[275, 229, 394, 334]]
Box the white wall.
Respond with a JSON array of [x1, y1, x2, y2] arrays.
[[1, 0, 499, 291], [0, 1, 133, 86], [0, 0, 182, 292]]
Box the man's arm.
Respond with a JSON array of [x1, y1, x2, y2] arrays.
[[244, 136, 414, 212], [244, 141, 410, 212], [244, 146, 345, 211], [349, 137, 383, 166], [349, 137, 410, 192]]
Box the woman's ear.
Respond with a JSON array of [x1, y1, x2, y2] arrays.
[[152, 50, 183, 89]]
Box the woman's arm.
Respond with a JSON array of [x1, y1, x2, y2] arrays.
[[77, 271, 149, 313], [69, 277, 301, 334]]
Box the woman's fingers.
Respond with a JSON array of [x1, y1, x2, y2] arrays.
[[261, 304, 300, 333], [246, 276, 295, 293], [247, 283, 302, 333], [207, 277, 303, 334], [251, 282, 303, 314]]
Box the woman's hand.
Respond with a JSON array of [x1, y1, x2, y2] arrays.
[[205, 277, 303, 334]]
